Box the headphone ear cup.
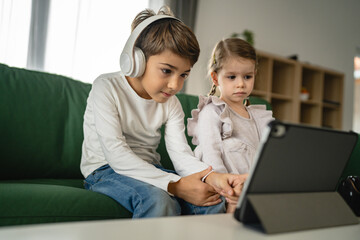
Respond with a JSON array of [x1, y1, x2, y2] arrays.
[[120, 15, 180, 77], [120, 51, 132, 76], [131, 47, 146, 77]]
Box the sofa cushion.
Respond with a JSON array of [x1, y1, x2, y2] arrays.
[[1, 179, 84, 188], [0, 63, 91, 179], [0, 183, 132, 226]]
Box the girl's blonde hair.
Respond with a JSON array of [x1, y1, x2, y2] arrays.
[[131, 6, 200, 66], [208, 38, 257, 96]]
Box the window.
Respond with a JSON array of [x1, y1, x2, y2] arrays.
[[0, 0, 31, 68], [0, 0, 149, 83], [45, 0, 149, 83]]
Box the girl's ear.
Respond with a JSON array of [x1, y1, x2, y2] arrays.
[[211, 72, 219, 86]]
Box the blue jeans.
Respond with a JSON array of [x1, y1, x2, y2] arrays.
[[84, 164, 226, 218]]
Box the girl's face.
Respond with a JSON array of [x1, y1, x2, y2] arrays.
[[128, 49, 191, 103], [212, 56, 255, 106]]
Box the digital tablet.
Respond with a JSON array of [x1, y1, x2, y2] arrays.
[[234, 120, 358, 225]]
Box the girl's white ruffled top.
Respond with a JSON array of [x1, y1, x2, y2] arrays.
[[187, 96, 274, 174]]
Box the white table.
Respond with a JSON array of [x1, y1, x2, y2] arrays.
[[0, 213, 359, 240]]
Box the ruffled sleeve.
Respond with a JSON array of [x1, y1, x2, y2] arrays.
[[247, 105, 274, 137], [187, 95, 234, 146]]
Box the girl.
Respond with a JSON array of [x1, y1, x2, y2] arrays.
[[187, 38, 274, 211]]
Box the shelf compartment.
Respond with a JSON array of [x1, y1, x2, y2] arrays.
[[252, 89, 268, 97], [271, 93, 292, 101], [323, 72, 343, 105], [300, 103, 321, 127], [301, 66, 323, 102], [322, 107, 341, 129], [322, 102, 340, 109], [271, 60, 296, 96], [271, 99, 294, 122], [300, 99, 321, 105], [255, 56, 271, 92]]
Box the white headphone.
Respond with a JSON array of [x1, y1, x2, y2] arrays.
[[120, 15, 180, 78]]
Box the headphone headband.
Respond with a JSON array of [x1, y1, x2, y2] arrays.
[[120, 15, 180, 77]]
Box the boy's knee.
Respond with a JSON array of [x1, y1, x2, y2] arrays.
[[133, 188, 181, 218]]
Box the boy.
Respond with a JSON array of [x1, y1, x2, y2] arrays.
[[81, 7, 246, 218]]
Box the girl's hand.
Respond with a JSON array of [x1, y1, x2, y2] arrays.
[[229, 173, 248, 196], [205, 172, 248, 203], [168, 167, 222, 206]]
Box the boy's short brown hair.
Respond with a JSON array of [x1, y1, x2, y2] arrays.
[[131, 7, 200, 66]]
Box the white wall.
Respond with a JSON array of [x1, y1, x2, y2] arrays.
[[186, 0, 360, 131]]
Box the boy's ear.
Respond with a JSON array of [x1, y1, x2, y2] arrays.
[[211, 72, 219, 86]]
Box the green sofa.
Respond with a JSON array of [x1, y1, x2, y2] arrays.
[[0, 63, 359, 227], [0, 63, 208, 227]]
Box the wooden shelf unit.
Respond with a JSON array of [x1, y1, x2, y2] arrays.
[[254, 50, 344, 129]]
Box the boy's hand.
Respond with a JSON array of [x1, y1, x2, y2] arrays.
[[205, 172, 248, 204], [168, 167, 222, 206]]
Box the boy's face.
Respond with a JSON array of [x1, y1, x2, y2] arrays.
[[130, 49, 191, 103]]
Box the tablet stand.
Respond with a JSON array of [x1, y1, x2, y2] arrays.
[[241, 192, 358, 234]]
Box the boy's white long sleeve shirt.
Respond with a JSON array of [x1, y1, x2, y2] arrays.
[[80, 71, 209, 192]]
